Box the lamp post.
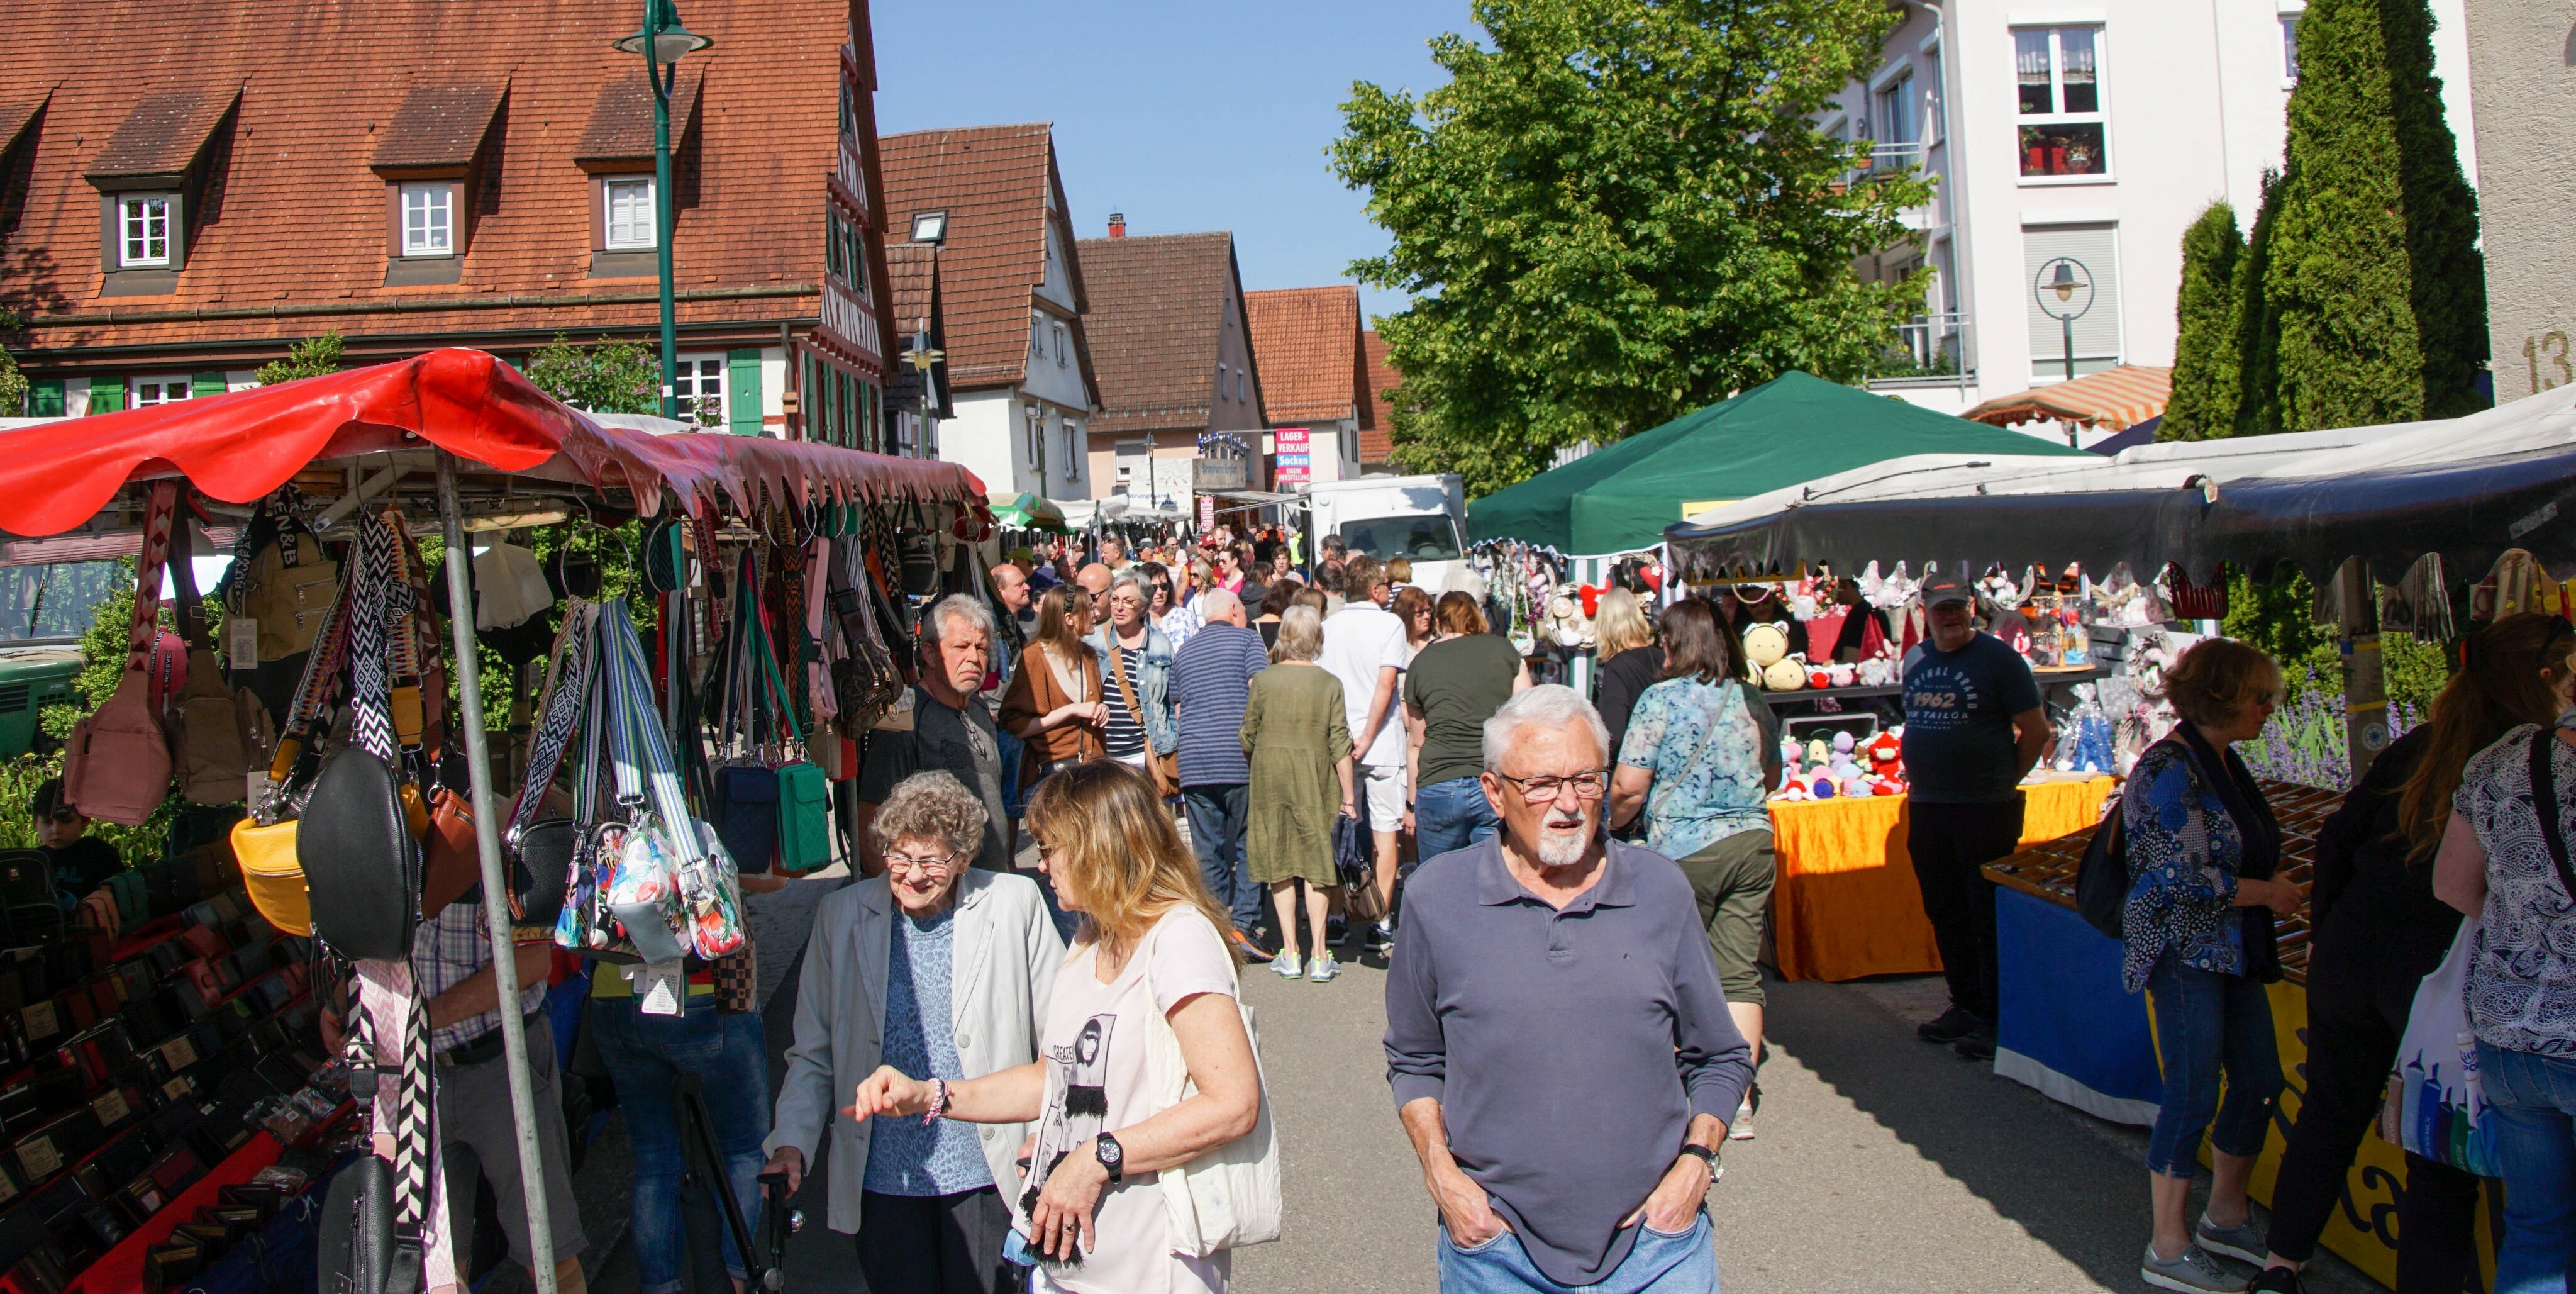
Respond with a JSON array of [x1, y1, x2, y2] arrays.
[[614, 0, 711, 421], [2033, 255, 2095, 385]]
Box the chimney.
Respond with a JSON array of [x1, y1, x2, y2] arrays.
[[1108, 212, 1126, 238]]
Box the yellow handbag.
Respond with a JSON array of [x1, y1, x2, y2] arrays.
[[231, 815, 311, 936]]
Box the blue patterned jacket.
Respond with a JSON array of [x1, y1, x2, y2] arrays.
[[2119, 739, 2251, 991]]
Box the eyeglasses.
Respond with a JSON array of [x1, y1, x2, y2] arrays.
[[1492, 769, 1613, 803], [884, 852, 958, 876]]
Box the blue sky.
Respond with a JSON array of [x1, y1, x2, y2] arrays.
[[870, 0, 1465, 323]]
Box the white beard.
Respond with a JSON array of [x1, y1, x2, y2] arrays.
[[1535, 818, 1592, 867]]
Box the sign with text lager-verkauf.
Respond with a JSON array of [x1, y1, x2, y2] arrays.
[[1274, 427, 1312, 486]]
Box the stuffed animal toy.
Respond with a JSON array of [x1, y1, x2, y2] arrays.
[[1858, 655, 1897, 687], [1744, 623, 1790, 669], [1807, 667, 1833, 691], [1806, 737, 1832, 768], [1810, 775, 1838, 799], [1831, 732, 1857, 760], [1762, 657, 1807, 691], [1841, 772, 1874, 798], [1828, 662, 1857, 688], [1865, 731, 1903, 778]]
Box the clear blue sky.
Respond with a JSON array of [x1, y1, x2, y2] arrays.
[[870, 0, 1464, 324]]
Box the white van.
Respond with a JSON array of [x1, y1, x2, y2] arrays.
[[1300, 474, 1468, 594]]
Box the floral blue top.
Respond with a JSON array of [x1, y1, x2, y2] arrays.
[[2119, 740, 2250, 991], [1614, 677, 1775, 861], [863, 908, 994, 1196]]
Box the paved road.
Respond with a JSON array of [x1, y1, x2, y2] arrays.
[[541, 876, 2384, 1293]]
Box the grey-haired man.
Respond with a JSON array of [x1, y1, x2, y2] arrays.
[[857, 594, 1008, 876]]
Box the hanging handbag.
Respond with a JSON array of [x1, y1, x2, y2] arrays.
[[299, 513, 424, 963], [170, 518, 252, 807], [1106, 642, 1179, 796], [1333, 811, 1372, 890], [1139, 922, 1282, 1254], [238, 510, 341, 663], [64, 482, 180, 826]]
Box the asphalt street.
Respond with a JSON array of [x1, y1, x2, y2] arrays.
[[525, 872, 2385, 1294]]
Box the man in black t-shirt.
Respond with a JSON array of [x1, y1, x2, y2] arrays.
[[1899, 577, 2050, 1061], [856, 596, 1011, 876]]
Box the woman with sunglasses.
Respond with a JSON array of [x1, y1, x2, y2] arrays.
[[765, 771, 1066, 1294]]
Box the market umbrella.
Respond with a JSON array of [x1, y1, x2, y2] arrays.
[[990, 491, 1067, 530], [1465, 371, 2091, 555]]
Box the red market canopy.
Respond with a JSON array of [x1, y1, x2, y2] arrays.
[[0, 347, 988, 536]]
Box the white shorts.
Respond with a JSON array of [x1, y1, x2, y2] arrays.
[[1359, 762, 1406, 834]]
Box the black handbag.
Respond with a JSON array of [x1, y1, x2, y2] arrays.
[[1333, 812, 1373, 889], [298, 748, 420, 962], [2074, 800, 2128, 940], [318, 1152, 414, 1294]]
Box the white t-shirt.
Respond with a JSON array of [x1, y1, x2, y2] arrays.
[[1318, 605, 1410, 767], [1023, 908, 1240, 1294]]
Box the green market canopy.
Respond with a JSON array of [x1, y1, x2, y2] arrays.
[[1465, 371, 2091, 555]]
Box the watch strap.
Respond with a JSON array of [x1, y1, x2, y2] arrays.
[[1096, 1132, 1124, 1183], [1678, 1144, 1718, 1171]]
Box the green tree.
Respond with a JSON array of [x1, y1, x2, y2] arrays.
[[2235, 170, 2287, 437], [2262, 0, 2486, 432], [523, 335, 658, 416], [0, 308, 25, 417], [253, 332, 346, 386], [1332, 0, 1932, 495], [2163, 204, 2243, 441]]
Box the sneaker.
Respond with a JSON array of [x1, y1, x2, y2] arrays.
[[2246, 1268, 2304, 1293], [1230, 929, 1275, 964], [1307, 951, 1340, 982], [1952, 1026, 1997, 1061], [1916, 1007, 1985, 1044], [1367, 920, 1397, 954], [1326, 916, 1348, 945], [2196, 1214, 2267, 1266], [1270, 954, 1304, 979], [2140, 1243, 2250, 1293], [1729, 1083, 1760, 1140]]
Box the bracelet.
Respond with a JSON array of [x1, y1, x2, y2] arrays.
[[1677, 1144, 1718, 1175], [923, 1078, 949, 1125]]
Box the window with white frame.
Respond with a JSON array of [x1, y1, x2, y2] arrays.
[[1052, 323, 1068, 367], [2014, 27, 2108, 179], [2281, 13, 2302, 79], [132, 376, 194, 406], [1874, 72, 1917, 173], [1926, 49, 1946, 142], [400, 183, 453, 257], [1031, 318, 1045, 359], [674, 356, 726, 427], [119, 195, 171, 269], [1025, 405, 1046, 477], [604, 178, 656, 250], [1060, 420, 1080, 481]]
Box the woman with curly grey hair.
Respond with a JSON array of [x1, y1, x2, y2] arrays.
[[765, 771, 1067, 1293]]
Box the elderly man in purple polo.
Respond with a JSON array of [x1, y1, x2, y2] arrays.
[[1385, 684, 1750, 1294]]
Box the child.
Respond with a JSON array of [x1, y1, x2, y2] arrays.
[[30, 779, 122, 897]]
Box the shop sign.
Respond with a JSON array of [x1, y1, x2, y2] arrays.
[[1196, 458, 1248, 491], [1199, 496, 1216, 528]]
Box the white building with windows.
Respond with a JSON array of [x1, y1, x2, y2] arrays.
[[1844, 0, 2476, 420], [879, 124, 1100, 501]]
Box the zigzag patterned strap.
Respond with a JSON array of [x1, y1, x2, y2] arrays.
[[508, 601, 596, 839], [346, 515, 399, 766], [125, 482, 180, 672], [352, 958, 456, 1291]]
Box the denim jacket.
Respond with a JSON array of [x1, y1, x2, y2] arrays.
[[1087, 622, 1177, 754]]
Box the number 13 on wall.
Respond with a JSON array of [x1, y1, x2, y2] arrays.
[[2524, 332, 2572, 394]]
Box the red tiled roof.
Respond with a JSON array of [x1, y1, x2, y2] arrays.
[[1075, 231, 1241, 437], [887, 242, 938, 337], [1245, 286, 1362, 425], [87, 85, 240, 181], [374, 81, 511, 173], [878, 123, 1085, 392], [1361, 328, 1401, 462], [573, 68, 704, 169], [0, 0, 875, 362]]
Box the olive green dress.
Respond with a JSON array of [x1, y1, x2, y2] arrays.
[[1240, 662, 1353, 886]]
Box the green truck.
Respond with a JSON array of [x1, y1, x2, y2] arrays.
[[0, 562, 119, 759]]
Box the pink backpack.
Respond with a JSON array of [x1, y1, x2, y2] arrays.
[[64, 483, 178, 825]]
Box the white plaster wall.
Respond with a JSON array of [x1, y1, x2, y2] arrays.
[[2463, 0, 2576, 402], [942, 389, 1028, 498]]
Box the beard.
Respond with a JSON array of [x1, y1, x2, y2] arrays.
[[1534, 815, 1593, 867]]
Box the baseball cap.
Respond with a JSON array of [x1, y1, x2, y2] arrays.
[[1923, 577, 1974, 608]]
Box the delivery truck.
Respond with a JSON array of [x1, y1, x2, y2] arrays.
[[1299, 474, 1468, 595]]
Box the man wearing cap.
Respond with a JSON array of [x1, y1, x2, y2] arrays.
[[1899, 577, 2048, 1062]]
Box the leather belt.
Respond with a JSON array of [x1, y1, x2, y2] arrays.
[[438, 1008, 546, 1069]]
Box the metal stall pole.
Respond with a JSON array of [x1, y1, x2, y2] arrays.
[[435, 452, 563, 1294], [2336, 557, 2389, 786]]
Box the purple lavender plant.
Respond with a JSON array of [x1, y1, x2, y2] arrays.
[[2240, 676, 2428, 792]]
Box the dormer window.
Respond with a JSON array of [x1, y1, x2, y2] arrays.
[[911, 211, 947, 243], [605, 177, 656, 250], [399, 182, 453, 257], [118, 195, 171, 268]]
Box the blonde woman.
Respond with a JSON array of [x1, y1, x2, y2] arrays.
[[1591, 587, 1662, 757], [1241, 605, 1357, 981], [851, 762, 1263, 1294]]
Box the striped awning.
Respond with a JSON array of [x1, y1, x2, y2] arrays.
[[1963, 365, 2172, 431]]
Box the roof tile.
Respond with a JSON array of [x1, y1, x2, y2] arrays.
[[1245, 286, 1362, 425], [86, 85, 239, 181], [1075, 231, 1238, 436], [1360, 328, 1400, 461], [373, 80, 509, 172], [877, 123, 1064, 391], [573, 67, 702, 168]]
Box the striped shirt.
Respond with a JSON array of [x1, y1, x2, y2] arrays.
[[1169, 623, 1269, 786], [1102, 644, 1148, 758]]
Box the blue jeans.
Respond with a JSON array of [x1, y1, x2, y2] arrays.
[[2479, 1042, 2576, 1293], [1414, 776, 1501, 870], [2143, 951, 2283, 1176], [590, 996, 772, 1294], [1436, 1210, 1718, 1293], [1183, 783, 1262, 935]]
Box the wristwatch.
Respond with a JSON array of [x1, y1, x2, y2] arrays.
[[1677, 1144, 1718, 1176], [1094, 1132, 1125, 1184]]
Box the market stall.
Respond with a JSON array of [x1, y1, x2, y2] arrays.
[[0, 348, 993, 1294]]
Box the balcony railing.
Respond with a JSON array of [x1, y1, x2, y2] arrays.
[[1867, 312, 1974, 394]]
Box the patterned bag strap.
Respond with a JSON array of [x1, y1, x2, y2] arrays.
[[125, 482, 180, 672], [507, 601, 597, 841], [344, 515, 400, 766], [2529, 728, 2576, 900], [353, 958, 447, 1291], [603, 600, 706, 863]]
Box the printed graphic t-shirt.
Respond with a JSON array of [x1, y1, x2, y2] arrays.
[[1899, 632, 2042, 803], [1021, 908, 1240, 1294]]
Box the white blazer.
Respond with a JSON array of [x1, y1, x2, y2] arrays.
[[765, 867, 1065, 1235]]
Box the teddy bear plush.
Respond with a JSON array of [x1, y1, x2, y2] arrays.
[[1762, 656, 1807, 691]]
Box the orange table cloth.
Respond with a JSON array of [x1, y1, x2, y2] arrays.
[[1767, 776, 2115, 981]]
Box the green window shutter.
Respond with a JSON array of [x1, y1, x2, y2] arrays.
[[28, 379, 63, 418], [89, 379, 125, 415], [727, 349, 762, 436], [191, 371, 226, 399]]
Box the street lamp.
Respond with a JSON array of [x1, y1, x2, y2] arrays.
[[613, 0, 711, 421], [2033, 256, 2094, 388]]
